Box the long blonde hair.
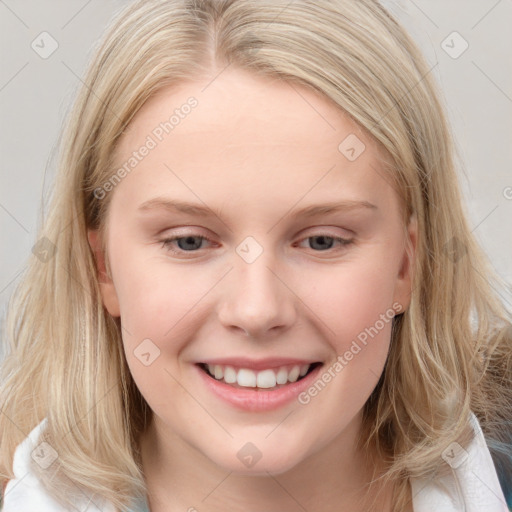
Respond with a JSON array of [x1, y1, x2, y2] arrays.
[[1, 1, 511, 510]]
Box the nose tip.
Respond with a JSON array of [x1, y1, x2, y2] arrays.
[[217, 261, 296, 339], [232, 318, 286, 339]]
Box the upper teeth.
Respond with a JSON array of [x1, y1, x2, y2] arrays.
[[206, 364, 311, 388]]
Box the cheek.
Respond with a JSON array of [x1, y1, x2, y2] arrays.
[[113, 259, 196, 411], [306, 255, 399, 346], [112, 249, 207, 334], [111, 253, 221, 394], [296, 261, 397, 417]]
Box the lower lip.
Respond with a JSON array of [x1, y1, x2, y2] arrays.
[[195, 364, 323, 412]]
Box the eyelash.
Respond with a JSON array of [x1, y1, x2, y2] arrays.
[[159, 233, 354, 256]]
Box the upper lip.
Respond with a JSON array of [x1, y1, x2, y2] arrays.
[[198, 357, 321, 371]]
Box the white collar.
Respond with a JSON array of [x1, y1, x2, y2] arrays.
[[411, 411, 508, 511], [3, 412, 508, 511], [2, 417, 115, 512]]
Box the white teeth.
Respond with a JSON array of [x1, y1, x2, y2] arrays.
[[223, 365, 237, 384], [237, 368, 257, 387], [288, 366, 300, 383], [276, 367, 288, 385], [204, 363, 313, 389], [214, 365, 223, 380], [256, 369, 277, 388]]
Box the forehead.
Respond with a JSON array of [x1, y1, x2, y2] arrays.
[[109, 68, 396, 214]]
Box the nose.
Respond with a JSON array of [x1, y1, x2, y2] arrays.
[[217, 249, 297, 339]]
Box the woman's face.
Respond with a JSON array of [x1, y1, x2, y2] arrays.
[[89, 68, 415, 475]]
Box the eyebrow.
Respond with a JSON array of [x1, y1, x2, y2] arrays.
[[137, 197, 378, 218]]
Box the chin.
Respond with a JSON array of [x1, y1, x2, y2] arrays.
[[209, 444, 307, 476]]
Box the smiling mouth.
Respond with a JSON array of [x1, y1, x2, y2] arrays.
[[197, 362, 323, 390]]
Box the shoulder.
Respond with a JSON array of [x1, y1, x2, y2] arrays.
[[1, 418, 116, 512], [411, 411, 509, 512]]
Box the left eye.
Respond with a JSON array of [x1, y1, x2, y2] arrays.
[[296, 234, 353, 251], [159, 233, 353, 256], [160, 235, 214, 254]]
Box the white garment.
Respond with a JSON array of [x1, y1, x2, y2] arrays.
[[2, 412, 509, 511], [2, 417, 116, 512], [411, 412, 508, 511]]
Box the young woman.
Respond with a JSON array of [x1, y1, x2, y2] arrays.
[[1, 1, 511, 511]]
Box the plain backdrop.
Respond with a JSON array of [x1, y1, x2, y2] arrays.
[[1, 0, 511, 355]]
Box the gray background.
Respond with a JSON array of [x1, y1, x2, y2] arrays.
[[1, 0, 512, 348]]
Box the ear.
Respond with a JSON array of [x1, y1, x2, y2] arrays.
[[87, 229, 121, 317], [392, 213, 417, 314]]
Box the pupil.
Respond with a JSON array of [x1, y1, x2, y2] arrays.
[[311, 235, 333, 251], [179, 236, 202, 250]]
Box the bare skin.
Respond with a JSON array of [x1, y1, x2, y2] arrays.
[[89, 67, 416, 512]]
